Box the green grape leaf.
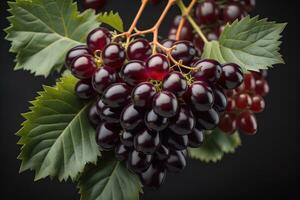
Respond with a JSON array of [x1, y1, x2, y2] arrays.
[[97, 11, 124, 32], [79, 154, 143, 200], [17, 75, 100, 181], [202, 16, 287, 71], [5, 0, 100, 77], [189, 130, 241, 163]]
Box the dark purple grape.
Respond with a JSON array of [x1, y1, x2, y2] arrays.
[[65, 45, 90, 68], [161, 39, 175, 49], [145, 109, 169, 132], [193, 34, 204, 55], [92, 66, 116, 94], [134, 129, 160, 154], [206, 31, 219, 41], [75, 79, 96, 99], [162, 72, 187, 97], [120, 60, 148, 86], [127, 150, 152, 173], [196, 109, 220, 130], [194, 1, 219, 24], [218, 63, 244, 89], [99, 106, 121, 123], [213, 88, 227, 112], [192, 59, 222, 83], [102, 83, 131, 108], [153, 91, 179, 118], [102, 43, 126, 69], [120, 131, 135, 147], [115, 143, 130, 161], [171, 41, 197, 65], [82, 0, 105, 10], [96, 98, 105, 113], [127, 38, 152, 61], [96, 122, 120, 150], [88, 103, 101, 127], [187, 81, 214, 112], [131, 82, 156, 109], [87, 27, 111, 53], [169, 105, 195, 135], [139, 163, 166, 189], [222, 3, 243, 23], [121, 103, 143, 131], [145, 54, 170, 80], [155, 145, 170, 161], [188, 127, 204, 148], [165, 150, 186, 173], [164, 131, 188, 151], [70, 55, 97, 79]]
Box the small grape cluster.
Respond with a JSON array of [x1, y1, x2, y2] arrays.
[[168, 0, 256, 53], [219, 71, 269, 135], [65, 27, 244, 188]]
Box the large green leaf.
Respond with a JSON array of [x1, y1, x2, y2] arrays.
[[189, 130, 241, 163], [5, 0, 100, 77], [79, 155, 142, 200], [202, 16, 286, 71], [97, 11, 124, 32], [17, 76, 100, 181]]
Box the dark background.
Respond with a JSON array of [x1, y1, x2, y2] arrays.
[[0, 0, 299, 199]]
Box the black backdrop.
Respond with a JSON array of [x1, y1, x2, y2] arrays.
[[0, 1, 299, 199]]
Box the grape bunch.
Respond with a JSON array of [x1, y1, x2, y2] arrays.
[[65, 27, 244, 188], [219, 71, 269, 135], [168, 0, 256, 53]]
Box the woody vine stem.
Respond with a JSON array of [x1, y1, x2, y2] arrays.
[[113, 0, 208, 71]]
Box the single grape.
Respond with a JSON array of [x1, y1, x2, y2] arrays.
[[255, 79, 269, 97], [187, 81, 214, 112], [115, 143, 131, 161], [75, 79, 96, 99], [243, 73, 256, 92], [153, 91, 179, 118], [193, 34, 204, 54], [222, 3, 243, 23], [120, 60, 148, 86], [65, 45, 90, 68], [169, 105, 195, 135], [171, 41, 197, 65], [250, 94, 265, 113], [82, 0, 105, 10], [161, 39, 175, 49], [194, 0, 219, 25], [241, 0, 256, 12], [236, 93, 252, 109], [139, 163, 166, 189], [92, 66, 116, 94], [145, 109, 169, 132], [237, 111, 257, 135], [196, 108, 220, 130], [164, 130, 188, 150], [213, 88, 227, 113], [120, 130, 135, 147], [121, 103, 144, 131], [165, 150, 186, 173], [87, 27, 111, 53], [88, 103, 102, 127], [127, 38, 152, 61], [70, 55, 97, 79], [99, 106, 121, 123], [102, 43, 126, 69], [145, 54, 170, 80], [192, 59, 222, 83], [218, 63, 244, 89], [155, 145, 170, 161], [188, 127, 204, 148], [206, 31, 219, 41], [96, 122, 120, 150], [131, 82, 156, 109], [127, 150, 152, 173], [226, 97, 236, 112], [134, 129, 160, 154], [162, 71, 188, 97], [102, 83, 131, 108], [219, 113, 237, 134]]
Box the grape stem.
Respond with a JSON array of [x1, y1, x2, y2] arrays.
[[176, 0, 209, 44], [175, 0, 197, 40]]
